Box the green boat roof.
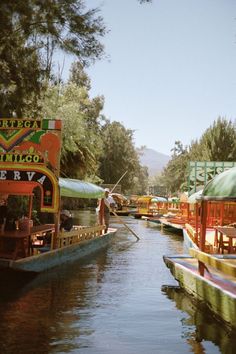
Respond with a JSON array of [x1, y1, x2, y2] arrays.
[[188, 189, 203, 203], [59, 178, 105, 199], [202, 166, 236, 201]]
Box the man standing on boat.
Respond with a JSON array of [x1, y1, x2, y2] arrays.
[[104, 188, 116, 232], [98, 188, 116, 232]]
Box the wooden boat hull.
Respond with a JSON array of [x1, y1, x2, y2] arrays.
[[163, 254, 236, 329], [159, 217, 184, 231], [110, 210, 130, 216], [183, 228, 199, 252], [144, 217, 161, 224], [0, 228, 117, 273]]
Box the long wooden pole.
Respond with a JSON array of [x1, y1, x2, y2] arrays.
[[107, 170, 140, 240], [110, 170, 128, 193], [104, 200, 140, 241], [111, 209, 140, 241]]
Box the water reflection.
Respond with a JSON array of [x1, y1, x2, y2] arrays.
[[162, 285, 236, 354], [0, 250, 112, 353], [0, 211, 235, 353]]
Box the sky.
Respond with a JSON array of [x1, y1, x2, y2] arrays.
[[60, 0, 236, 156]]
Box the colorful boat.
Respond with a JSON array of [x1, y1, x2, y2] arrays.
[[110, 192, 131, 216], [0, 118, 117, 273], [134, 195, 167, 219], [164, 167, 236, 328]]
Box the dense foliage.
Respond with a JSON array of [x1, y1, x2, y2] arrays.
[[41, 83, 104, 181], [159, 117, 236, 195], [0, 0, 106, 117], [99, 121, 147, 194], [3, 1, 233, 197]]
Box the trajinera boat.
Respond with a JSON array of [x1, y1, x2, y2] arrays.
[[110, 192, 131, 216], [164, 167, 236, 329], [0, 118, 117, 273], [134, 195, 167, 219]]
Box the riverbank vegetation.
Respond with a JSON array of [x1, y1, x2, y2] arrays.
[[0, 0, 149, 195], [0, 1, 234, 196], [155, 118, 236, 195]]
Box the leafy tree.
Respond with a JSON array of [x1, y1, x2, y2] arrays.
[[41, 81, 104, 181], [159, 141, 189, 194], [0, 0, 106, 116], [129, 165, 149, 195], [69, 62, 91, 90], [159, 117, 236, 195], [99, 121, 147, 193], [0, 31, 43, 117], [198, 117, 236, 161]]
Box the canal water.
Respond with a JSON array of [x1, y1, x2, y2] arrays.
[[0, 210, 235, 354]]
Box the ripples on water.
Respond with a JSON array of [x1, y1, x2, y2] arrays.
[[0, 211, 235, 354]]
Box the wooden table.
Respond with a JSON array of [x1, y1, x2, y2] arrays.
[[30, 224, 55, 252], [0, 230, 31, 259], [214, 226, 236, 254], [0, 224, 55, 259], [31, 224, 55, 236]]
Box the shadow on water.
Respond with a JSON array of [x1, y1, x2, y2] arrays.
[[0, 269, 37, 301], [0, 246, 113, 354], [162, 285, 236, 354]]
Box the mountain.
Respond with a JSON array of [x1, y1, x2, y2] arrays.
[[138, 148, 170, 177]]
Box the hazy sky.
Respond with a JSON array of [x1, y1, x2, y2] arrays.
[[61, 0, 236, 156]]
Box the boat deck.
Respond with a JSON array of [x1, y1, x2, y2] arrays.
[[166, 255, 236, 296]]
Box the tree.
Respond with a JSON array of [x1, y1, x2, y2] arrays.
[[99, 121, 146, 193], [0, 31, 43, 117], [199, 117, 236, 161], [159, 117, 236, 195], [41, 81, 104, 181], [159, 141, 189, 194], [0, 0, 106, 116]]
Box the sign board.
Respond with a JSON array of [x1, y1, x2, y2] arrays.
[[188, 161, 236, 196], [0, 118, 62, 212]]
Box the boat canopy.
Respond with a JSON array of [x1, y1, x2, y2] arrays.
[[59, 178, 105, 199], [168, 197, 180, 203], [151, 196, 167, 203], [187, 189, 203, 204], [202, 166, 236, 201]]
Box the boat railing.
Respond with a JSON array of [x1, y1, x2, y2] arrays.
[[185, 223, 198, 244], [189, 248, 236, 278], [58, 224, 105, 248]]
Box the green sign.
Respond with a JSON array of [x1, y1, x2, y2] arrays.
[[188, 161, 236, 195]]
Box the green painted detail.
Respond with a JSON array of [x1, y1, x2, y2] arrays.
[[203, 166, 236, 199], [30, 131, 45, 143], [188, 161, 236, 196]]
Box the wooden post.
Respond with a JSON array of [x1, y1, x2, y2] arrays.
[[98, 198, 105, 227], [199, 199, 208, 276]]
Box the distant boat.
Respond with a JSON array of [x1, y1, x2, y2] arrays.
[[134, 195, 167, 219], [110, 192, 132, 216]]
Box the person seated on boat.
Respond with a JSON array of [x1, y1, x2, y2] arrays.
[[60, 210, 73, 232]]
